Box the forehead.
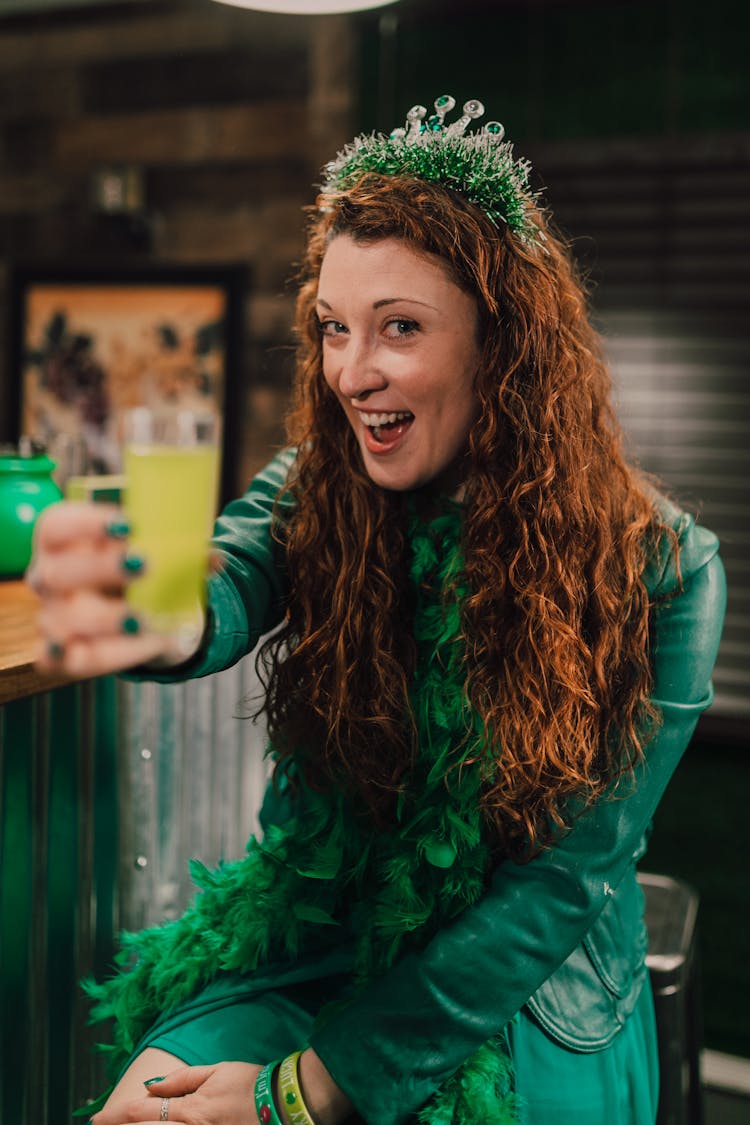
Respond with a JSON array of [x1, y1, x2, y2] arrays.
[[317, 234, 462, 299]]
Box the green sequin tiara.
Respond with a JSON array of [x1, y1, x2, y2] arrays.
[[320, 94, 541, 245]]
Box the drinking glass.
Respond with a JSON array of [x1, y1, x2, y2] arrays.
[[123, 406, 220, 654]]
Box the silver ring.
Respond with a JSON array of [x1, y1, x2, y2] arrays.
[[160, 1098, 169, 1122]]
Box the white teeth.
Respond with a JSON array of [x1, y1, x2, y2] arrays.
[[359, 411, 412, 426]]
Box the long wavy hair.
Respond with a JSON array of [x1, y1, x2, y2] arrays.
[[259, 174, 674, 859]]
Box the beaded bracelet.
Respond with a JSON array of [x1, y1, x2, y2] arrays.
[[277, 1051, 317, 1125], [254, 1059, 283, 1125]]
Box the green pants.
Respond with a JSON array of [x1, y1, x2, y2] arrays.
[[507, 980, 659, 1124]]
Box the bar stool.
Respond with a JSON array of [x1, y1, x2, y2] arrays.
[[639, 872, 704, 1125]]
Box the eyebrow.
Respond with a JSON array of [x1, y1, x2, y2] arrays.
[[316, 297, 440, 312]]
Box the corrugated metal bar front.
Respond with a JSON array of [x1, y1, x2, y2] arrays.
[[116, 652, 271, 935]]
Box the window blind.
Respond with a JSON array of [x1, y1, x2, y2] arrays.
[[529, 135, 750, 722]]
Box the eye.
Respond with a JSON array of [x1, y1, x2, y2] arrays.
[[317, 318, 348, 338], [383, 317, 420, 339]]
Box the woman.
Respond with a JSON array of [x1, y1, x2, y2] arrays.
[[29, 98, 725, 1125]]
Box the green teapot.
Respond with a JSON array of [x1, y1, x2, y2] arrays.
[[0, 447, 63, 577]]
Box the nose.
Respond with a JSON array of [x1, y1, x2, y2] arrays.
[[334, 336, 388, 401]]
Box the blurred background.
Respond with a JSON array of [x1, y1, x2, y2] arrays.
[[0, 0, 747, 1121]]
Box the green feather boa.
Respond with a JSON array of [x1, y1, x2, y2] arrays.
[[84, 504, 521, 1123]]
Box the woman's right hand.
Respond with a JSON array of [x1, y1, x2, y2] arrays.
[[26, 500, 191, 679]]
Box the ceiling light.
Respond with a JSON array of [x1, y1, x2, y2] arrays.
[[210, 1, 399, 13]]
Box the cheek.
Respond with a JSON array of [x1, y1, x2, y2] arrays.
[[321, 350, 336, 392], [449, 411, 476, 451], [439, 365, 479, 422], [441, 385, 479, 452]]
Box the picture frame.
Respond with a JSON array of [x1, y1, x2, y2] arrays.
[[6, 266, 247, 505]]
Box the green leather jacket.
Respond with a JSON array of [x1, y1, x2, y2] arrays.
[[157, 449, 726, 1125]]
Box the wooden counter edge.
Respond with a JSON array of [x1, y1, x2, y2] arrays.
[[0, 662, 82, 706], [0, 579, 81, 705]]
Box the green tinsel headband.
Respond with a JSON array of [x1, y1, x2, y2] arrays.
[[320, 95, 541, 245]]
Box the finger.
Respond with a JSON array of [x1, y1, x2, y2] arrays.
[[37, 588, 137, 643], [34, 630, 168, 679], [33, 501, 126, 551], [92, 1094, 186, 1124], [29, 540, 141, 596], [144, 1065, 216, 1097]]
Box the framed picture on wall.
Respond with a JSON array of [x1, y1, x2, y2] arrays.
[[7, 266, 247, 504]]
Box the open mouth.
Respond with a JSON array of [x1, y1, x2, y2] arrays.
[[360, 410, 414, 445]]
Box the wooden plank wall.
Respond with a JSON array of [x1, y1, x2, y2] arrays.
[[0, 0, 357, 487]]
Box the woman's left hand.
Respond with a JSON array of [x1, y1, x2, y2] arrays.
[[92, 1062, 262, 1124]]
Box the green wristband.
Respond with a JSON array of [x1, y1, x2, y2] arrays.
[[254, 1059, 283, 1125]]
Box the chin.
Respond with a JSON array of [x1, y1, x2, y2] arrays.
[[362, 465, 421, 492], [360, 450, 465, 494]]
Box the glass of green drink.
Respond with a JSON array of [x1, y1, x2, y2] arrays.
[[123, 406, 220, 655]]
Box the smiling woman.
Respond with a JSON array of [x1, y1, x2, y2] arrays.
[[316, 235, 481, 492], [27, 97, 725, 1125]]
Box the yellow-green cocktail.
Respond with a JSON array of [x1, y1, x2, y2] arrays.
[[123, 409, 219, 652]]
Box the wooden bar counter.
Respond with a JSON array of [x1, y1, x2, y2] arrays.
[[0, 578, 77, 704]]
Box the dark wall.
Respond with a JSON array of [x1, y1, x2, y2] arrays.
[[360, 0, 750, 141]]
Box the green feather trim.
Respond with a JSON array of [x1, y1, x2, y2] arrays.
[[417, 1036, 522, 1125], [85, 502, 521, 1122]]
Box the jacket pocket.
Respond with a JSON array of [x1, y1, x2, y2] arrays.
[[525, 868, 649, 1051]]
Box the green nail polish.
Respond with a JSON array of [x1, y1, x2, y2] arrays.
[[105, 519, 130, 539], [48, 641, 65, 661], [122, 554, 145, 574], [121, 615, 141, 635], [144, 1076, 166, 1087]]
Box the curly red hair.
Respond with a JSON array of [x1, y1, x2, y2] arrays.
[[259, 174, 673, 859]]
